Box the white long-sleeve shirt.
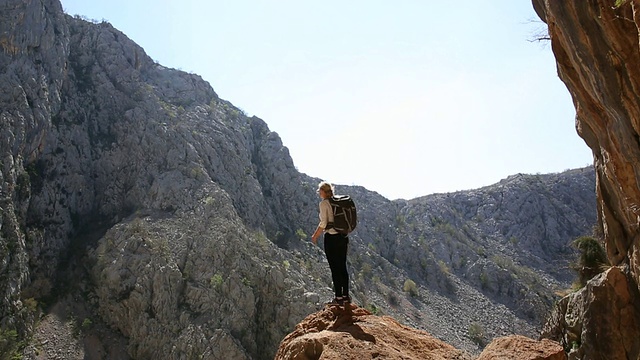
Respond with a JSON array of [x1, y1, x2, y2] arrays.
[[318, 199, 339, 235]]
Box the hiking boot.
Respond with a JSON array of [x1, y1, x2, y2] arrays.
[[326, 297, 343, 306]]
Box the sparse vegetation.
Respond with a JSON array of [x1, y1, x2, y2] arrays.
[[210, 273, 223, 290], [438, 260, 450, 275], [615, 0, 630, 8], [366, 303, 382, 316], [403, 279, 419, 297], [23, 298, 38, 312], [0, 329, 23, 359], [468, 322, 486, 347], [360, 263, 372, 279], [572, 236, 608, 287], [130, 217, 146, 235], [295, 229, 307, 240], [480, 271, 489, 290], [203, 196, 215, 206], [82, 318, 93, 329]]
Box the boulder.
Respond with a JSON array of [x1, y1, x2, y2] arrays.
[[477, 335, 565, 360], [541, 266, 640, 360]]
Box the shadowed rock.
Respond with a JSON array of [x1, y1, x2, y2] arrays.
[[542, 266, 640, 360], [533, 1, 640, 358]]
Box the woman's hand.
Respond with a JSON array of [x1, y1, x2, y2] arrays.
[[311, 226, 323, 245]]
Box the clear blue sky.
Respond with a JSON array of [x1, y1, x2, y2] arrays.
[[61, 0, 593, 200]]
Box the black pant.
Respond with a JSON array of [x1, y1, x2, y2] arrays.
[[324, 233, 349, 298]]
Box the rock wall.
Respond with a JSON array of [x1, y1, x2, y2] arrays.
[[0, 0, 69, 332], [533, 1, 640, 358], [532, 0, 640, 279]]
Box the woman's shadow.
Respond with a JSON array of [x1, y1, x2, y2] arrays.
[[326, 304, 377, 343]]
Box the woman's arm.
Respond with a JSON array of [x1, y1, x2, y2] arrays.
[[311, 226, 323, 245], [312, 200, 330, 245]]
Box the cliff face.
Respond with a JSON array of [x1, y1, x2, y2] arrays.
[[0, 0, 70, 332], [533, 1, 640, 359], [0, 0, 599, 358], [533, 0, 640, 274]]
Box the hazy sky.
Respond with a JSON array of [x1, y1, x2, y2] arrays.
[[61, 0, 593, 200]]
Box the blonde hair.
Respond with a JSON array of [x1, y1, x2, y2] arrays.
[[318, 181, 334, 197]]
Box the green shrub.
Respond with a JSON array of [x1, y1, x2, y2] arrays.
[[0, 329, 21, 359], [295, 229, 307, 240], [403, 279, 418, 297], [615, 0, 630, 7], [438, 260, 450, 275], [23, 298, 38, 312], [360, 263, 372, 279], [82, 318, 93, 329], [210, 274, 223, 290], [468, 322, 485, 347], [366, 303, 382, 316], [479, 271, 489, 290], [572, 236, 608, 287]]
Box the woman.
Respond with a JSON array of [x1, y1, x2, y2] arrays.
[[311, 181, 351, 305]]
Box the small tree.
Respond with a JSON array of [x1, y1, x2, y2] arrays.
[[572, 236, 608, 287], [403, 279, 418, 297], [468, 322, 486, 347]]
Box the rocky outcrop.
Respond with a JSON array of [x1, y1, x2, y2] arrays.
[[273, 305, 569, 360], [533, 1, 640, 358], [477, 335, 566, 360], [274, 304, 471, 360], [541, 266, 640, 360]]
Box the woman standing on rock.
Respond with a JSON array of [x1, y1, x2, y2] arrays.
[[311, 181, 351, 305]]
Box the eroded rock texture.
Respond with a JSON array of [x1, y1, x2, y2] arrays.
[[542, 266, 640, 360], [274, 304, 472, 360], [533, 1, 640, 358], [533, 0, 640, 273], [477, 335, 566, 360]]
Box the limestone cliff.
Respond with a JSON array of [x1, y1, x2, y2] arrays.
[[0, 0, 599, 358], [533, 1, 640, 359]]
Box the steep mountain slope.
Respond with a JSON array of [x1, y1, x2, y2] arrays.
[[0, 0, 596, 358]]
